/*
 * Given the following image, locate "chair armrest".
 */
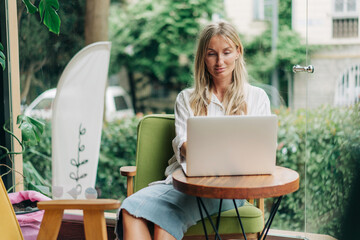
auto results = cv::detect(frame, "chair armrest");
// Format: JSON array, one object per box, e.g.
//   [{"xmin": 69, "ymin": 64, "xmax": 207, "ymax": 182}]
[
  {"xmin": 120, "ymin": 166, "xmax": 137, "ymax": 177},
  {"xmin": 120, "ymin": 166, "xmax": 137, "ymax": 197}
]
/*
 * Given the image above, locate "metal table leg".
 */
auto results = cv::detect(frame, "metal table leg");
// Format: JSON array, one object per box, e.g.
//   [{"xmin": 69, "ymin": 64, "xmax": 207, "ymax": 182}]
[
  {"xmin": 196, "ymin": 197, "xmax": 222, "ymax": 240},
  {"xmin": 258, "ymin": 196, "xmax": 283, "ymax": 240},
  {"xmin": 230, "ymin": 197, "xmax": 283, "ymax": 240},
  {"xmin": 197, "ymin": 196, "xmax": 283, "ymax": 240},
  {"xmin": 233, "ymin": 199, "xmax": 247, "ymax": 240}
]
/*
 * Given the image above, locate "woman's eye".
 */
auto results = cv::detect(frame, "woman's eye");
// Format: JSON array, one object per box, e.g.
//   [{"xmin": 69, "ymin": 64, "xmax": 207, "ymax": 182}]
[
  {"xmin": 207, "ymin": 52, "xmax": 215, "ymax": 56},
  {"xmin": 224, "ymin": 51, "xmax": 231, "ymax": 55}
]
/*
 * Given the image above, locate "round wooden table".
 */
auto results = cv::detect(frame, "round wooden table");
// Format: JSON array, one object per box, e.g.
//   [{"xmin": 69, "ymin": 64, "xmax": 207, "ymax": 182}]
[
  {"xmin": 172, "ymin": 166, "xmax": 300, "ymax": 240},
  {"xmin": 173, "ymin": 166, "xmax": 299, "ymax": 199}
]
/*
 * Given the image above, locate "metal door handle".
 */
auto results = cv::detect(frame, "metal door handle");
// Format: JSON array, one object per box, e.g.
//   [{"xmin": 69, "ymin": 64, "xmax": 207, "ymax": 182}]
[{"xmin": 293, "ymin": 65, "xmax": 314, "ymax": 73}]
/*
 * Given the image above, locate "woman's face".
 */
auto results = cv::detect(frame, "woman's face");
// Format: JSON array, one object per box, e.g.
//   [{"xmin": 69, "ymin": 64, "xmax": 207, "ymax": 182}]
[{"xmin": 204, "ymin": 35, "xmax": 240, "ymax": 83}]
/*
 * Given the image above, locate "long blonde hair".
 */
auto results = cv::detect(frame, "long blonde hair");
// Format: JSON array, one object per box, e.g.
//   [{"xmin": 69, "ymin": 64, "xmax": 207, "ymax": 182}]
[{"xmin": 190, "ymin": 21, "xmax": 248, "ymax": 116}]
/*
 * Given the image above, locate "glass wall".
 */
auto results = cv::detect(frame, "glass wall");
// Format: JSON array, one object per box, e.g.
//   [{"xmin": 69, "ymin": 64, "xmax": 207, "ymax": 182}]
[{"xmin": 294, "ymin": 0, "xmax": 360, "ymax": 238}]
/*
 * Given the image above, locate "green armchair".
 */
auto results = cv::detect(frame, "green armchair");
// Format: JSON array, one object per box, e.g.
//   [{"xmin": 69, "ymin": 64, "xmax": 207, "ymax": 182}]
[{"xmin": 120, "ymin": 114, "xmax": 264, "ymax": 239}]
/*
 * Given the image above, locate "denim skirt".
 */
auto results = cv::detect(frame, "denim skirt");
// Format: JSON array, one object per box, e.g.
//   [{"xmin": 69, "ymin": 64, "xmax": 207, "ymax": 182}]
[{"xmin": 115, "ymin": 183, "xmax": 244, "ymax": 240}]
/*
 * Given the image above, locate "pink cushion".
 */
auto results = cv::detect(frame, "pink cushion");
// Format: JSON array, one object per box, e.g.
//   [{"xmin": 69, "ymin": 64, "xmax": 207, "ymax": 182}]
[{"xmin": 8, "ymin": 191, "xmax": 51, "ymax": 240}]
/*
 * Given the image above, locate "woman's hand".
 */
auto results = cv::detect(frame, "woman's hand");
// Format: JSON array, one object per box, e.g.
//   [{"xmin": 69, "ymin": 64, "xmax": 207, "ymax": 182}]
[{"xmin": 180, "ymin": 142, "xmax": 187, "ymax": 158}]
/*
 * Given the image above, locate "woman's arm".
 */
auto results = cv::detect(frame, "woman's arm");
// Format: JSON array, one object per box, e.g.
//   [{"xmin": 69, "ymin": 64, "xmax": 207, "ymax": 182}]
[
  {"xmin": 180, "ymin": 142, "xmax": 187, "ymax": 159},
  {"xmin": 172, "ymin": 90, "xmax": 193, "ymax": 163}
]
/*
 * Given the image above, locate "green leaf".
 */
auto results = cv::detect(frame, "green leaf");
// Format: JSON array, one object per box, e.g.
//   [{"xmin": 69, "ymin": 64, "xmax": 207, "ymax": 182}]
[
  {"xmin": 0, "ymin": 57, "xmax": 5, "ymax": 71},
  {"xmin": 0, "ymin": 42, "xmax": 5, "ymax": 71},
  {"xmin": 22, "ymin": 0, "xmax": 38, "ymax": 14},
  {"xmin": 17, "ymin": 115, "xmax": 45, "ymax": 146},
  {"xmin": 39, "ymin": 0, "xmax": 61, "ymax": 34}
]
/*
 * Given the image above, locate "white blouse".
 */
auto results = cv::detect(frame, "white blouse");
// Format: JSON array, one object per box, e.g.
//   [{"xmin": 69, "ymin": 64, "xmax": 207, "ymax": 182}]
[{"xmin": 152, "ymin": 83, "xmax": 271, "ymax": 185}]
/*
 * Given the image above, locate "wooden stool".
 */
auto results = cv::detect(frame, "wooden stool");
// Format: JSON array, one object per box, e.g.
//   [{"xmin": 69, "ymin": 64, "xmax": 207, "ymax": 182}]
[{"xmin": 37, "ymin": 199, "xmax": 120, "ymax": 240}]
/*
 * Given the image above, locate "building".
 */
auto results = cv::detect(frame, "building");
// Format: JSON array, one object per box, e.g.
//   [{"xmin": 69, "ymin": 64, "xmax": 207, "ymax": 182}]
[
  {"xmin": 292, "ymin": 0, "xmax": 360, "ymax": 108},
  {"xmin": 225, "ymin": 0, "xmax": 360, "ymax": 109}
]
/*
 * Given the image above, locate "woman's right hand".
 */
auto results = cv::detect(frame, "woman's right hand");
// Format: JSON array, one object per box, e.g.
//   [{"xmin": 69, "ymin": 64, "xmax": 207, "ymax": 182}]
[{"xmin": 180, "ymin": 142, "xmax": 187, "ymax": 159}]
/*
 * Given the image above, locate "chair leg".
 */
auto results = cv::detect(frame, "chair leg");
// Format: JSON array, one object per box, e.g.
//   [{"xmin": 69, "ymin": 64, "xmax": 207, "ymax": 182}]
[
  {"xmin": 83, "ymin": 209, "xmax": 108, "ymax": 240},
  {"xmin": 37, "ymin": 209, "xmax": 64, "ymax": 240}
]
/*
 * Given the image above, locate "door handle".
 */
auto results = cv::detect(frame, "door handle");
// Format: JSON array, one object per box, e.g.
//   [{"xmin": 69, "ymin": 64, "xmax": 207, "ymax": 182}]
[{"xmin": 292, "ymin": 65, "xmax": 314, "ymax": 73}]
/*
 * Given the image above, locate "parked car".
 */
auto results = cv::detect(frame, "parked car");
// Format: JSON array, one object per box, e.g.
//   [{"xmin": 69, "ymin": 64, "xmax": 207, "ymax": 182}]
[{"xmin": 24, "ymin": 86, "xmax": 134, "ymax": 121}]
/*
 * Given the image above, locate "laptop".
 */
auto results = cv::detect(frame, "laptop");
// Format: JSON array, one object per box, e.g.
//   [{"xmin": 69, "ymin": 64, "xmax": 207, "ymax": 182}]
[{"xmin": 181, "ymin": 115, "xmax": 278, "ymax": 177}]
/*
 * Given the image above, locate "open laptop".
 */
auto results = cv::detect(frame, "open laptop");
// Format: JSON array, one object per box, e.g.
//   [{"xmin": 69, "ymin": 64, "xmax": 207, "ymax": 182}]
[{"xmin": 181, "ymin": 115, "xmax": 278, "ymax": 177}]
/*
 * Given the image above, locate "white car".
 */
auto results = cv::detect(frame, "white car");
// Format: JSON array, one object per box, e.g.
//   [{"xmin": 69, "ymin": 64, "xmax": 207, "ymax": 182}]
[{"xmin": 24, "ymin": 86, "xmax": 134, "ymax": 121}]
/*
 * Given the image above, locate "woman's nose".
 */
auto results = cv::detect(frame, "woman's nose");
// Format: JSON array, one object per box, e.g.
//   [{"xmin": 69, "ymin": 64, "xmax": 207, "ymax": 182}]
[{"xmin": 216, "ymin": 54, "xmax": 224, "ymax": 64}]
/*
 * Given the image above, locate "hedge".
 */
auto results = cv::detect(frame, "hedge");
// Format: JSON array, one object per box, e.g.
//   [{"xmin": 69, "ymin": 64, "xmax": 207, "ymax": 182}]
[{"xmin": 22, "ymin": 105, "xmax": 360, "ymax": 238}]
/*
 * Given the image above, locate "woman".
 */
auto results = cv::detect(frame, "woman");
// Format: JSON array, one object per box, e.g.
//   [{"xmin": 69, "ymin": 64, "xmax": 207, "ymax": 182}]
[{"xmin": 116, "ymin": 21, "xmax": 271, "ymax": 240}]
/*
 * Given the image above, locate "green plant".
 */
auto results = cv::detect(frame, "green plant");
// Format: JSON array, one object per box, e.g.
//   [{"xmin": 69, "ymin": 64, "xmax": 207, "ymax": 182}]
[
  {"xmin": 271, "ymin": 105, "xmax": 360, "ymax": 238},
  {"xmin": 22, "ymin": 116, "xmax": 141, "ymax": 200},
  {"xmin": 0, "ymin": 115, "xmax": 45, "ymax": 192},
  {"xmin": 22, "ymin": 0, "xmax": 61, "ymax": 34},
  {"xmin": 0, "ymin": 43, "xmax": 5, "ymax": 70},
  {"xmin": 22, "ymin": 106, "xmax": 360, "ymax": 238},
  {"xmin": 96, "ymin": 117, "xmax": 140, "ymax": 200}
]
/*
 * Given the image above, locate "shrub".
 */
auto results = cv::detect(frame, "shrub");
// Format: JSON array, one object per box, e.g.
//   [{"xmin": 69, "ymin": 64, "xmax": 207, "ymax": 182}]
[
  {"xmin": 22, "ymin": 106, "xmax": 360, "ymax": 238},
  {"xmin": 272, "ymin": 105, "xmax": 360, "ymax": 238},
  {"xmin": 96, "ymin": 117, "xmax": 139, "ymax": 200}
]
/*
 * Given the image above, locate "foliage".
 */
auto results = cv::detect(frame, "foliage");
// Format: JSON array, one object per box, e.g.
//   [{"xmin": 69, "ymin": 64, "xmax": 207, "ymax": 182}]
[
  {"xmin": 22, "ymin": 105, "xmax": 360, "ymax": 238},
  {"xmin": 22, "ymin": 116, "xmax": 140, "ymax": 200},
  {"xmin": 18, "ymin": 0, "xmax": 85, "ymax": 104},
  {"xmin": 22, "ymin": 0, "xmax": 61, "ymax": 34},
  {"xmin": 271, "ymin": 105, "xmax": 360, "ymax": 238},
  {"xmin": 96, "ymin": 117, "xmax": 140, "ymax": 200},
  {"xmin": 22, "ymin": 121, "xmax": 52, "ymax": 190},
  {"xmin": 109, "ymin": 0, "xmax": 224, "ymax": 86},
  {"xmin": 0, "ymin": 115, "xmax": 45, "ymax": 192},
  {"xmin": 0, "ymin": 43, "xmax": 5, "ymax": 70},
  {"xmin": 244, "ymin": 25, "xmax": 307, "ymax": 91},
  {"xmin": 278, "ymin": 0, "xmax": 292, "ymax": 28}
]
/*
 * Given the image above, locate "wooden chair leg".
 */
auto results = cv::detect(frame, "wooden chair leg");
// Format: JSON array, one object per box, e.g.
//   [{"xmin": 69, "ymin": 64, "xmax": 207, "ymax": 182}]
[
  {"xmin": 37, "ymin": 209, "xmax": 64, "ymax": 240},
  {"xmin": 83, "ymin": 209, "xmax": 108, "ymax": 240}
]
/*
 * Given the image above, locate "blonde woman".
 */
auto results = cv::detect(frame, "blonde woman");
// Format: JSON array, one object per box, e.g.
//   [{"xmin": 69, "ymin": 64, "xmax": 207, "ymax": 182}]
[{"xmin": 116, "ymin": 21, "xmax": 271, "ymax": 240}]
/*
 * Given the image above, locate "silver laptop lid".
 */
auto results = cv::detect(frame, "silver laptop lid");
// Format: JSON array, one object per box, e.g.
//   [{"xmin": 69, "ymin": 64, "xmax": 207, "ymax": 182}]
[{"xmin": 186, "ymin": 115, "xmax": 278, "ymax": 177}]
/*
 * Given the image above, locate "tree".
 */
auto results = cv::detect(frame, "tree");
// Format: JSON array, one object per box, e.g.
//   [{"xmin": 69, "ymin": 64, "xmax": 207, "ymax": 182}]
[
  {"xmin": 18, "ymin": 0, "xmax": 85, "ymax": 104},
  {"xmin": 244, "ymin": 24, "xmax": 307, "ymax": 107},
  {"xmin": 109, "ymin": 0, "xmax": 224, "ymax": 112},
  {"xmin": 85, "ymin": 0, "xmax": 110, "ymax": 45},
  {"xmin": 243, "ymin": 0, "xmax": 308, "ymax": 107}
]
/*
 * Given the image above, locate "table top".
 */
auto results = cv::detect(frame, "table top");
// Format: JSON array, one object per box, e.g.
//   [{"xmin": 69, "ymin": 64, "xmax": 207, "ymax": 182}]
[{"xmin": 172, "ymin": 166, "xmax": 299, "ymax": 199}]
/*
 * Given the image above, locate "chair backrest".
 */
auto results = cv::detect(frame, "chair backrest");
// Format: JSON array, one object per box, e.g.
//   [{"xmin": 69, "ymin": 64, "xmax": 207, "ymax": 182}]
[
  {"xmin": 134, "ymin": 114, "xmax": 175, "ymax": 193},
  {"xmin": 0, "ymin": 178, "xmax": 24, "ymax": 239}
]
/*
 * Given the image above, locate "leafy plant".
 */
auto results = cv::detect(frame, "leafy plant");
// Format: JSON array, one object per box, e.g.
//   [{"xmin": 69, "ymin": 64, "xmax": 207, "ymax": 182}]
[
  {"xmin": 0, "ymin": 115, "xmax": 45, "ymax": 192},
  {"xmin": 271, "ymin": 105, "xmax": 360, "ymax": 238},
  {"xmin": 0, "ymin": 43, "xmax": 5, "ymax": 71},
  {"xmin": 22, "ymin": 105, "xmax": 360, "ymax": 238},
  {"xmin": 22, "ymin": 0, "xmax": 61, "ymax": 34}
]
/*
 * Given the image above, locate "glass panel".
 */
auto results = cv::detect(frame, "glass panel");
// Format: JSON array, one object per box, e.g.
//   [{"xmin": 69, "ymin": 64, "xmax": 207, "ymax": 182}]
[
  {"xmin": 335, "ymin": 0, "xmax": 345, "ymax": 12},
  {"xmin": 227, "ymin": 0, "xmax": 307, "ymax": 236},
  {"xmin": 347, "ymin": 0, "xmax": 356, "ymax": 11},
  {"xmin": 302, "ymin": 0, "xmax": 360, "ymax": 239}
]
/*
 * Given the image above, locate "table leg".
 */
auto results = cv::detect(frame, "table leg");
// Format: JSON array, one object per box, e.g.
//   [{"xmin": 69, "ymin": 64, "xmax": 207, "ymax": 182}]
[
  {"xmin": 197, "ymin": 197, "xmax": 209, "ymax": 240},
  {"xmin": 215, "ymin": 199, "xmax": 223, "ymax": 240},
  {"xmin": 197, "ymin": 197, "xmax": 222, "ymax": 240},
  {"xmin": 232, "ymin": 199, "xmax": 247, "ymax": 240},
  {"xmin": 258, "ymin": 196, "xmax": 283, "ymax": 240}
]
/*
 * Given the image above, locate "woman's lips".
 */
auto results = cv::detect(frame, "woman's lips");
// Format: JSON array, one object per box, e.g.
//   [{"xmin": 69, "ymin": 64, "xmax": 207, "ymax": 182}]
[{"xmin": 215, "ymin": 67, "xmax": 225, "ymax": 73}]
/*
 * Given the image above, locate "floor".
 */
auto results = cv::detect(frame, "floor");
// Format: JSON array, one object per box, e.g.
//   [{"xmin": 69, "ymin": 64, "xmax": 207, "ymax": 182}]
[{"xmin": 60, "ymin": 211, "xmax": 338, "ymax": 240}]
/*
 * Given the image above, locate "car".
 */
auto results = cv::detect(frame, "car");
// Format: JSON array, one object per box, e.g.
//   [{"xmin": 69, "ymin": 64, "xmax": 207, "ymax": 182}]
[{"xmin": 24, "ymin": 86, "xmax": 134, "ymax": 121}]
